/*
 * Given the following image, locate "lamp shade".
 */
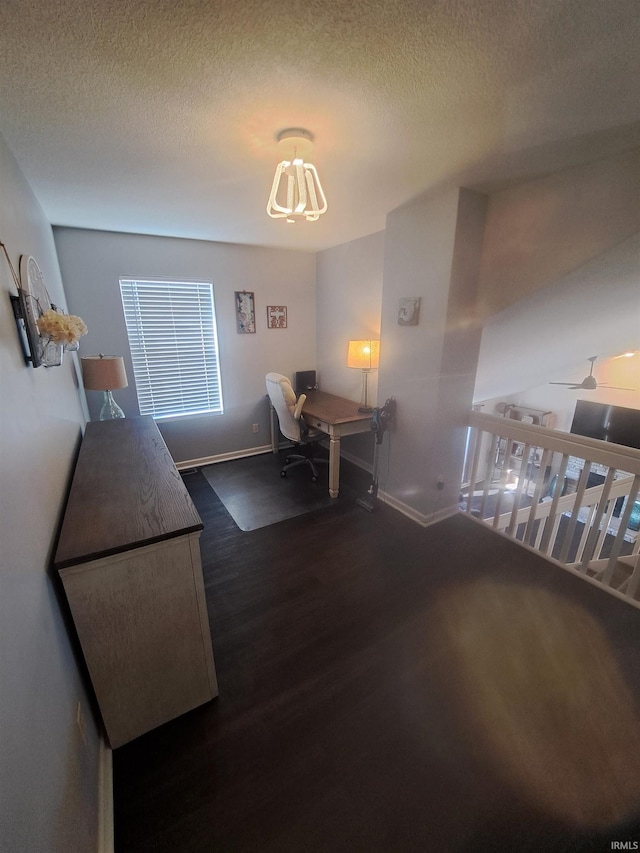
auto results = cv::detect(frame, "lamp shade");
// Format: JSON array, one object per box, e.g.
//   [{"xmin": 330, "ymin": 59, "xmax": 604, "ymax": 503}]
[
  {"xmin": 347, "ymin": 340, "xmax": 380, "ymax": 371},
  {"xmin": 81, "ymin": 355, "xmax": 128, "ymax": 391}
]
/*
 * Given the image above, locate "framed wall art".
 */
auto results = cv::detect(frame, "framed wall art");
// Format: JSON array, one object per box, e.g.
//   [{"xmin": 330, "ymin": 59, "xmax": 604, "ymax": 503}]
[
  {"xmin": 235, "ymin": 290, "xmax": 256, "ymax": 334},
  {"xmin": 266, "ymin": 305, "xmax": 287, "ymax": 329},
  {"xmin": 397, "ymin": 297, "xmax": 420, "ymax": 326}
]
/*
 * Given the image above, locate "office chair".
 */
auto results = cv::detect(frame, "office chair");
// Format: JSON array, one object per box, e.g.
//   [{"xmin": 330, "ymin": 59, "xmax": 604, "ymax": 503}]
[{"xmin": 265, "ymin": 372, "xmax": 328, "ymax": 482}]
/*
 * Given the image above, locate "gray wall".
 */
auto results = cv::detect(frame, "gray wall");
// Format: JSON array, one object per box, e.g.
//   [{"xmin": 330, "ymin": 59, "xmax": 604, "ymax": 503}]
[
  {"xmin": 0, "ymin": 134, "xmax": 100, "ymax": 851},
  {"xmin": 54, "ymin": 228, "xmax": 317, "ymax": 464}
]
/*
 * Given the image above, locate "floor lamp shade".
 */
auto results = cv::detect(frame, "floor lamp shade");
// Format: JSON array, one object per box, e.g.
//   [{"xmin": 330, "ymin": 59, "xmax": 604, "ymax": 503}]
[
  {"xmin": 347, "ymin": 340, "xmax": 380, "ymax": 412},
  {"xmin": 81, "ymin": 355, "xmax": 128, "ymax": 420}
]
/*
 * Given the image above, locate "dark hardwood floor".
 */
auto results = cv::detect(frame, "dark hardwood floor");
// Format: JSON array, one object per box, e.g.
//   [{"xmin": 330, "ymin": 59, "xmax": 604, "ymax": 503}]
[{"xmin": 114, "ymin": 461, "xmax": 640, "ymax": 852}]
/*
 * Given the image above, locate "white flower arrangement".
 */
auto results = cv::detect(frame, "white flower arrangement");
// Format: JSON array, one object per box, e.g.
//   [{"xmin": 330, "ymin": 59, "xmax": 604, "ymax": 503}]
[{"xmin": 36, "ymin": 308, "xmax": 88, "ymax": 345}]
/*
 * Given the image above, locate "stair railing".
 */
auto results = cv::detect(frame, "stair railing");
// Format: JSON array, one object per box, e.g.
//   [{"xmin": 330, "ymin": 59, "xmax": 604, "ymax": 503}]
[{"xmin": 462, "ymin": 411, "xmax": 640, "ymax": 608}]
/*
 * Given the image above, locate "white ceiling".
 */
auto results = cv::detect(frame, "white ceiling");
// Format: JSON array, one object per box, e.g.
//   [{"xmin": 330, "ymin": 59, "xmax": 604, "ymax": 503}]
[{"xmin": 1, "ymin": 0, "xmax": 639, "ymax": 252}]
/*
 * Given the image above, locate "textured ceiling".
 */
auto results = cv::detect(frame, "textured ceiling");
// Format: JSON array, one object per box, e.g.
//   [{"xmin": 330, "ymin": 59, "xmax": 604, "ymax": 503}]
[{"xmin": 1, "ymin": 0, "xmax": 639, "ymax": 251}]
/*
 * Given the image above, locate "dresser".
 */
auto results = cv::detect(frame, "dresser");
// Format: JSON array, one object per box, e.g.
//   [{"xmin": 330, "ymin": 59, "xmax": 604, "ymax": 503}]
[{"xmin": 54, "ymin": 417, "xmax": 217, "ymax": 749}]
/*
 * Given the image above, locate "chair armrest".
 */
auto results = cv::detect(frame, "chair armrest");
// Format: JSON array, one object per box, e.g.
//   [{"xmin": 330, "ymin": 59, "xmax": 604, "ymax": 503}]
[{"xmin": 294, "ymin": 394, "xmax": 307, "ymax": 421}]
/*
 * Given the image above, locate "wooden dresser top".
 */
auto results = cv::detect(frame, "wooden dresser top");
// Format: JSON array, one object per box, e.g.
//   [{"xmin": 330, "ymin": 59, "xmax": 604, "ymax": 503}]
[{"xmin": 54, "ymin": 417, "xmax": 202, "ymax": 569}]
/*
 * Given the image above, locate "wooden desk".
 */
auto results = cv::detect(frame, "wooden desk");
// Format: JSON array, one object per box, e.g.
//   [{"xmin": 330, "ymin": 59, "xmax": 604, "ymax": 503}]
[
  {"xmin": 270, "ymin": 390, "xmax": 372, "ymax": 498},
  {"xmin": 54, "ymin": 417, "xmax": 218, "ymax": 748}
]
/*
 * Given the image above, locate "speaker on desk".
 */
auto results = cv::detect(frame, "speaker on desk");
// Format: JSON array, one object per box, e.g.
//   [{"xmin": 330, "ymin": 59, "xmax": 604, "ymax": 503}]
[{"xmin": 295, "ymin": 370, "xmax": 318, "ymax": 396}]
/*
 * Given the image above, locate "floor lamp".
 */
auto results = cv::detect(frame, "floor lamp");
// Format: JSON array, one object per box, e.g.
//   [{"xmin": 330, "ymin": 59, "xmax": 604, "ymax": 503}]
[
  {"xmin": 347, "ymin": 340, "xmax": 380, "ymax": 413},
  {"xmin": 81, "ymin": 354, "xmax": 128, "ymax": 420}
]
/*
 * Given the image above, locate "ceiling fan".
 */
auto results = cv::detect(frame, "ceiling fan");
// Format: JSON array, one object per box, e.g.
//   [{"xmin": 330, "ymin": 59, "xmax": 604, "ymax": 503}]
[{"xmin": 549, "ymin": 356, "xmax": 636, "ymax": 391}]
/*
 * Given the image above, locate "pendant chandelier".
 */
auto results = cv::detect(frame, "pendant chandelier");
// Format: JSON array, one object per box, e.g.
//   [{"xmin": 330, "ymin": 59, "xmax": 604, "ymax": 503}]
[{"xmin": 266, "ymin": 128, "xmax": 327, "ymax": 223}]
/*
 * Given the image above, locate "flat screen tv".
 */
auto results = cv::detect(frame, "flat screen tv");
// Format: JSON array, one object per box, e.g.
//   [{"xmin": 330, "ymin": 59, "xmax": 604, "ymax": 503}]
[{"xmin": 570, "ymin": 400, "xmax": 640, "ymax": 450}]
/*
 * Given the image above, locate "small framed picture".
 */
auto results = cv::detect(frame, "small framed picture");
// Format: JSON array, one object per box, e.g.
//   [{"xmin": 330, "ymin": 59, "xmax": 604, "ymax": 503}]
[
  {"xmin": 235, "ymin": 291, "xmax": 256, "ymax": 334},
  {"xmin": 267, "ymin": 305, "xmax": 287, "ymax": 329},
  {"xmin": 398, "ymin": 297, "xmax": 420, "ymax": 326}
]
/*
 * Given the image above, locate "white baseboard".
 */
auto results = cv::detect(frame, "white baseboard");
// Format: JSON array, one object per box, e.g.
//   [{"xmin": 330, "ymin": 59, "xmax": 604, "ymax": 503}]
[
  {"xmin": 176, "ymin": 445, "xmax": 457, "ymax": 531},
  {"xmin": 177, "ymin": 443, "xmax": 375, "ymax": 475},
  {"xmin": 377, "ymin": 488, "xmax": 458, "ymax": 528},
  {"xmin": 176, "ymin": 445, "xmax": 273, "ymax": 471},
  {"xmin": 98, "ymin": 732, "xmax": 113, "ymax": 853},
  {"xmin": 339, "ymin": 451, "xmax": 458, "ymax": 528}
]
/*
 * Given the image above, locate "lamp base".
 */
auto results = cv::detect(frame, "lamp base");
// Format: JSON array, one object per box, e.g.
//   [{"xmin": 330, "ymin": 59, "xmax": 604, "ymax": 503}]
[
  {"xmin": 99, "ymin": 389, "xmax": 125, "ymax": 420},
  {"xmin": 358, "ymin": 405, "xmax": 373, "ymax": 413}
]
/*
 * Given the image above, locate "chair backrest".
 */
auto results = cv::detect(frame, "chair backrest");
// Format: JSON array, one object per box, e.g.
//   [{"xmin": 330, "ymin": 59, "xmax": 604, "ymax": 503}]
[{"xmin": 265, "ymin": 372, "xmax": 306, "ymax": 444}]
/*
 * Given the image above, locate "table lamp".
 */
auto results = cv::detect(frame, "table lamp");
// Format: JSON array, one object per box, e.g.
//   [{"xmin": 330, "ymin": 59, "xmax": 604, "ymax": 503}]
[
  {"xmin": 347, "ymin": 340, "xmax": 380, "ymax": 413},
  {"xmin": 81, "ymin": 354, "xmax": 128, "ymax": 420}
]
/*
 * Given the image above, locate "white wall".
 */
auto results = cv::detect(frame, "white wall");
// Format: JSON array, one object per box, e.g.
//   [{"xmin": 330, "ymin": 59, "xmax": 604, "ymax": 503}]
[
  {"xmin": 0, "ymin": 134, "xmax": 100, "ymax": 851},
  {"xmin": 377, "ymin": 187, "xmax": 487, "ymax": 521},
  {"xmin": 54, "ymin": 228, "xmax": 317, "ymax": 464}
]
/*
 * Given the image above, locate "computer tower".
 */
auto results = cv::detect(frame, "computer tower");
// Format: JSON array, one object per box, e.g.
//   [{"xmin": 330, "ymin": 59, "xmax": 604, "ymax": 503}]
[{"xmin": 295, "ymin": 370, "xmax": 318, "ymax": 395}]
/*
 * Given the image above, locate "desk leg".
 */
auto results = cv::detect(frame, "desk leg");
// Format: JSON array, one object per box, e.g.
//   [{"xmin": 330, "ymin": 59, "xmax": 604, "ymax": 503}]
[{"xmin": 328, "ymin": 435, "xmax": 340, "ymax": 498}]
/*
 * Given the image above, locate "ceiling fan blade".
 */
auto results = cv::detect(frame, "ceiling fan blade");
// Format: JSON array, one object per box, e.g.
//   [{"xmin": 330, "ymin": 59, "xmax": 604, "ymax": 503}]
[
  {"xmin": 549, "ymin": 382, "xmax": 586, "ymax": 389},
  {"xmin": 598, "ymin": 385, "xmax": 637, "ymax": 391}
]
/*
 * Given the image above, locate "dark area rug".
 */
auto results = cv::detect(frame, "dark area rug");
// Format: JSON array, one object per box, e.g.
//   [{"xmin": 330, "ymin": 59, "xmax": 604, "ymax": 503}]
[{"xmin": 200, "ymin": 452, "xmax": 339, "ymax": 530}]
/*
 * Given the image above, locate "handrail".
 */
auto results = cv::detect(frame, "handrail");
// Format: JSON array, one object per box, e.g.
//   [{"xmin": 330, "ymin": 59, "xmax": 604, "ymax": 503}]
[{"xmin": 469, "ymin": 411, "xmax": 640, "ymax": 475}]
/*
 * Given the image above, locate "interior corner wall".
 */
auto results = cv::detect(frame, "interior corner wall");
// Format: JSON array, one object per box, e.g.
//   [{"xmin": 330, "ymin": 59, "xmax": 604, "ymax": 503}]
[
  {"xmin": 315, "ymin": 230, "xmax": 385, "ymax": 465},
  {"xmin": 377, "ymin": 186, "xmax": 487, "ymax": 521},
  {"xmin": 0, "ymin": 134, "xmax": 100, "ymax": 851},
  {"xmin": 54, "ymin": 228, "xmax": 316, "ymax": 464}
]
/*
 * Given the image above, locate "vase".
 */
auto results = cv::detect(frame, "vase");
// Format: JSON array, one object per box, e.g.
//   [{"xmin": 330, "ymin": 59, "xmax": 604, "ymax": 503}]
[
  {"xmin": 40, "ymin": 337, "xmax": 63, "ymax": 368},
  {"xmin": 100, "ymin": 390, "xmax": 125, "ymax": 420}
]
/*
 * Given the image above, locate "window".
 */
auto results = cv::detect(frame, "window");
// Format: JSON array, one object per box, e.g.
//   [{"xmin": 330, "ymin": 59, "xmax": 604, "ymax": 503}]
[{"xmin": 119, "ymin": 278, "xmax": 223, "ymax": 419}]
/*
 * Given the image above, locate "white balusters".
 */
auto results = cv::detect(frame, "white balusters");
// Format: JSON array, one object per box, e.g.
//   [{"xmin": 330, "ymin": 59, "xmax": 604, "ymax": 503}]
[{"xmin": 463, "ymin": 412, "xmax": 640, "ymax": 608}]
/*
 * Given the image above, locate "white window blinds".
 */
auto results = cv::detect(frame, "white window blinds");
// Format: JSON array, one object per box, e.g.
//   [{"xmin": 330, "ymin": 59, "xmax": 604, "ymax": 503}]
[{"xmin": 119, "ymin": 279, "xmax": 223, "ymax": 419}]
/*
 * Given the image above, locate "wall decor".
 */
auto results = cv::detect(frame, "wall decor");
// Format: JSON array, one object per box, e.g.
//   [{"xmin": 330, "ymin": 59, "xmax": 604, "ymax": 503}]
[
  {"xmin": 3, "ymin": 241, "xmax": 87, "ymax": 367},
  {"xmin": 235, "ymin": 290, "xmax": 256, "ymax": 334},
  {"xmin": 397, "ymin": 297, "xmax": 420, "ymax": 326},
  {"xmin": 266, "ymin": 305, "xmax": 287, "ymax": 329}
]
